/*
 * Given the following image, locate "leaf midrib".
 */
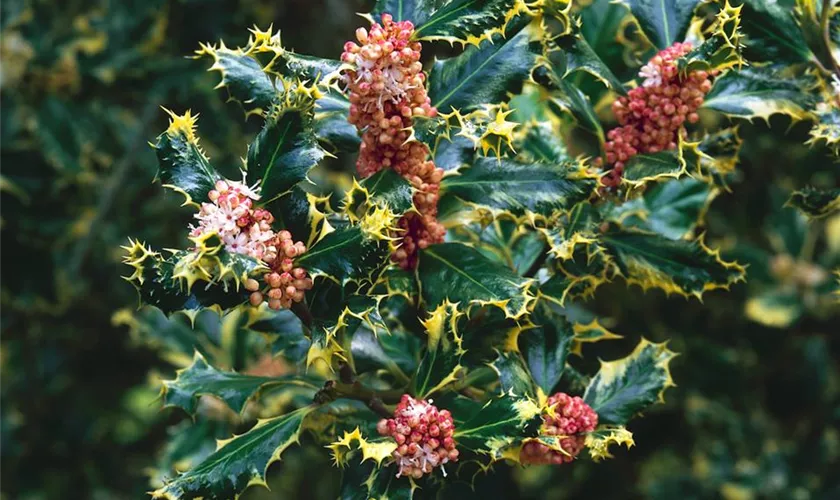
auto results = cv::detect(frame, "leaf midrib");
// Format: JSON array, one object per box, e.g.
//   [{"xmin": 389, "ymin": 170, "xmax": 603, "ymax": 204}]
[{"xmin": 423, "ymin": 247, "xmax": 499, "ymax": 298}]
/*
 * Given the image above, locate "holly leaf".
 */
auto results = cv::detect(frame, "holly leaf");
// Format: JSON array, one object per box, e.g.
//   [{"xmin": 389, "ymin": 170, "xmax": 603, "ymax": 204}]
[
  {"xmin": 151, "ymin": 406, "xmax": 313, "ymax": 499},
  {"xmin": 314, "ymin": 90, "xmax": 360, "ymax": 153},
  {"xmin": 739, "ymin": 0, "xmax": 812, "ymax": 64},
  {"xmin": 745, "ymin": 287, "xmax": 804, "ymax": 328},
  {"xmin": 620, "ymin": 140, "xmax": 705, "ymax": 191},
  {"xmin": 583, "ymin": 338, "xmax": 677, "ymax": 425},
  {"xmin": 545, "ymin": 75, "xmax": 605, "ymax": 142},
  {"xmin": 195, "ymin": 44, "xmax": 276, "ymax": 116},
  {"xmin": 617, "ymin": 0, "xmax": 700, "ymax": 49},
  {"xmin": 371, "ymin": 0, "xmax": 442, "ymax": 24},
  {"xmin": 441, "ymin": 157, "xmax": 598, "ymax": 221},
  {"xmin": 605, "ymin": 178, "xmax": 715, "ymax": 240},
  {"xmin": 413, "ymin": 0, "xmax": 532, "ymax": 47},
  {"xmin": 263, "ymin": 185, "xmax": 330, "ymax": 248},
  {"xmin": 702, "ymin": 67, "xmax": 815, "ymax": 122},
  {"xmin": 584, "ymin": 425, "xmax": 635, "ymax": 461},
  {"xmin": 161, "ymin": 352, "xmax": 320, "ymax": 415},
  {"xmin": 295, "ymin": 226, "xmax": 390, "ymax": 285},
  {"xmin": 412, "ymin": 301, "xmax": 466, "ymax": 398},
  {"xmin": 246, "ymin": 85, "xmax": 325, "ymax": 202},
  {"xmin": 344, "ymin": 169, "xmax": 415, "ymax": 221},
  {"xmin": 154, "ymin": 110, "xmax": 221, "ymax": 205},
  {"xmin": 808, "ymin": 105, "xmax": 840, "ymax": 155},
  {"xmin": 553, "ymin": 33, "xmax": 626, "ymax": 92},
  {"xmin": 517, "ymin": 306, "xmax": 574, "ymax": 396},
  {"xmin": 600, "ymin": 228, "xmax": 746, "ymax": 299},
  {"xmin": 427, "ymin": 19, "xmax": 541, "ymax": 112},
  {"xmin": 454, "ymin": 395, "xmax": 542, "ymax": 458},
  {"xmin": 418, "ymin": 242, "xmax": 536, "ymax": 319},
  {"xmin": 490, "ymin": 350, "xmax": 537, "ymax": 397},
  {"xmin": 515, "ymin": 120, "xmax": 571, "ymax": 163},
  {"xmin": 787, "ymin": 187, "xmax": 840, "ymax": 219}
]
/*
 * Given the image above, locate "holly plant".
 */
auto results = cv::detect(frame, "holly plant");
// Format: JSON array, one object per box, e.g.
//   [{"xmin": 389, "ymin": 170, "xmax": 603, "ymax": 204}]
[{"xmin": 120, "ymin": 0, "xmax": 838, "ymax": 498}]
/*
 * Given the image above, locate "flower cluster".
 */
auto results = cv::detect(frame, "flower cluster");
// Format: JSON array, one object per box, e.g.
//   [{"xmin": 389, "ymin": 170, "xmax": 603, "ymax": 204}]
[
  {"xmin": 600, "ymin": 42, "xmax": 714, "ymax": 188},
  {"xmin": 343, "ymin": 14, "xmax": 445, "ymax": 269},
  {"xmin": 520, "ymin": 392, "xmax": 598, "ymax": 465},
  {"xmin": 376, "ymin": 395, "xmax": 459, "ymax": 479},
  {"xmin": 190, "ymin": 178, "xmax": 312, "ymax": 310}
]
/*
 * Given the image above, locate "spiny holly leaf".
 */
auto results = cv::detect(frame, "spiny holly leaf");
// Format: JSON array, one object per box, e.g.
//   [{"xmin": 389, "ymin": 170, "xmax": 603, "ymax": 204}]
[
  {"xmin": 154, "ymin": 109, "xmax": 221, "ymax": 205},
  {"xmin": 413, "ymin": 0, "xmax": 533, "ymax": 47},
  {"xmin": 314, "ymin": 90, "xmax": 360, "ymax": 153},
  {"xmin": 161, "ymin": 352, "xmax": 320, "ymax": 415},
  {"xmin": 427, "ymin": 19, "xmax": 542, "ymax": 112},
  {"xmin": 605, "ymin": 178, "xmax": 715, "ymax": 240},
  {"xmin": 600, "ymin": 228, "xmax": 746, "ymax": 299},
  {"xmin": 454, "ymin": 394, "xmax": 542, "ymax": 458},
  {"xmin": 617, "ymin": 0, "xmax": 700, "ymax": 49},
  {"xmin": 246, "ymin": 83, "xmax": 325, "ymax": 202},
  {"xmin": 539, "ymin": 203, "xmax": 601, "ymax": 261},
  {"xmin": 441, "ymin": 157, "xmax": 598, "ymax": 222},
  {"xmin": 703, "ymin": 67, "xmax": 816, "ymax": 122},
  {"xmin": 295, "ymin": 226, "xmax": 390, "ymax": 285},
  {"xmin": 516, "ymin": 306, "xmax": 574, "ymax": 396},
  {"xmin": 676, "ymin": 0, "xmax": 744, "ymax": 74},
  {"xmin": 583, "ymin": 338, "xmax": 677, "ymax": 425},
  {"xmin": 372, "ymin": 0, "xmax": 443, "ymax": 24},
  {"xmin": 807, "ymin": 106, "xmax": 840, "ymax": 155},
  {"xmin": 352, "ymin": 326, "xmax": 419, "ymax": 382},
  {"xmin": 412, "ymin": 301, "xmax": 466, "ymax": 398},
  {"xmin": 552, "ymin": 33, "xmax": 626, "ymax": 93},
  {"xmin": 340, "ymin": 456, "xmax": 416, "ymax": 500},
  {"xmin": 539, "ymin": 243, "xmax": 612, "ymax": 306},
  {"xmin": 621, "ymin": 139, "xmax": 705, "ymax": 192},
  {"xmin": 544, "ymin": 74, "xmax": 605, "ymax": 142},
  {"xmin": 151, "ymin": 406, "xmax": 313, "ymax": 500},
  {"xmin": 584, "ymin": 425, "xmax": 635, "ymax": 461},
  {"xmin": 328, "ymin": 428, "xmax": 398, "ymax": 467},
  {"xmin": 697, "ymin": 126, "xmax": 742, "ymax": 180},
  {"xmin": 344, "ymin": 169, "xmax": 415, "ymax": 222},
  {"xmin": 263, "ymin": 186, "xmax": 331, "ymax": 248},
  {"xmin": 787, "ymin": 187, "xmax": 840, "ymax": 219},
  {"xmin": 570, "ymin": 319, "xmax": 623, "ymax": 356},
  {"xmin": 449, "ymin": 220, "xmax": 545, "ymax": 274},
  {"xmin": 739, "ymin": 0, "xmax": 812, "ymax": 64},
  {"xmin": 418, "ymin": 242, "xmax": 536, "ymax": 318},
  {"xmin": 122, "ymin": 238, "xmax": 264, "ymax": 315},
  {"xmin": 195, "ymin": 43, "xmax": 276, "ymax": 116},
  {"xmin": 490, "ymin": 350, "xmax": 537, "ymax": 397}
]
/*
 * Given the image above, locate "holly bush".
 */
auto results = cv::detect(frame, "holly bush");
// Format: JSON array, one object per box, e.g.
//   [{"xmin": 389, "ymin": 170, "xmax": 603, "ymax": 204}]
[{"xmin": 4, "ymin": 0, "xmax": 840, "ymax": 498}]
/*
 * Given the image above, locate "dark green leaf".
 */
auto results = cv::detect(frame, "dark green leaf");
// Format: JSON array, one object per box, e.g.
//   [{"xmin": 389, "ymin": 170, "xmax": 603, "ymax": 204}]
[
  {"xmin": 162, "ymin": 353, "xmax": 319, "ymax": 414},
  {"xmin": 740, "ymin": 0, "xmax": 812, "ymax": 64},
  {"xmin": 246, "ymin": 96, "xmax": 324, "ymax": 201},
  {"xmin": 314, "ymin": 90, "xmax": 360, "ymax": 153},
  {"xmin": 263, "ymin": 185, "xmax": 325, "ymax": 248},
  {"xmin": 428, "ymin": 20, "xmax": 541, "ymax": 112},
  {"xmin": 418, "ymin": 243, "xmax": 535, "ymax": 318},
  {"xmin": 515, "ymin": 121, "xmax": 571, "ymax": 163},
  {"xmin": 703, "ymin": 67, "xmax": 816, "ymax": 122},
  {"xmin": 618, "ymin": 0, "xmax": 700, "ymax": 49},
  {"xmin": 600, "ymin": 228, "xmax": 746, "ymax": 299},
  {"xmin": 154, "ymin": 111, "xmax": 221, "ymax": 204},
  {"xmin": 414, "ymin": 0, "xmax": 530, "ymax": 46},
  {"xmin": 787, "ymin": 187, "xmax": 840, "ymax": 219},
  {"xmin": 555, "ymin": 34, "xmax": 626, "ymax": 92},
  {"xmin": 519, "ymin": 307, "xmax": 574, "ymax": 395},
  {"xmin": 372, "ymin": 0, "xmax": 442, "ymax": 24},
  {"xmin": 295, "ymin": 226, "xmax": 389, "ymax": 284},
  {"xmin": 349, "ymin": 169, "xmax": 415, "ymax": 217},
  {"xmin": 491, "ymin": 350, "xmax": 537, "ymax": 397},
  {"xmin": 546, "ymin": 76, "xmax": 605, "ymax": 141},
  {"xmin": 584, "ymin": 338, "xmax": 676, "ymax": 425},
  {"xmin": 454, "ymin": 395, "xmax": 541, "ymax": 456},
  {"xmin": 197, "ymin": 45, "xmax": 276, "ymax": 115},
  {"xmin": 151, "ymin": 406, "xmax": 312, "ymax": 499},
  {"xmin": 441, "ymin": 157, "xmax": 597, "ymax": 220}
]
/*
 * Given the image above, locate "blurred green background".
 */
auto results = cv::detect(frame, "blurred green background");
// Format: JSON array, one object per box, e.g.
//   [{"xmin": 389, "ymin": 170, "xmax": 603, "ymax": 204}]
[{"xmin": 1, "ymin": 0, "xmax": 838, "ymax": 499}]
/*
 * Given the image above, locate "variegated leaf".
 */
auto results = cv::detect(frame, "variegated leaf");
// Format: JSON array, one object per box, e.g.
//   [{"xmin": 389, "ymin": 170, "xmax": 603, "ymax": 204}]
[
  {"xmin": 787, "ymin": 187, "xmax": 840, "ymax": 219},
  {"xmin": 413, "ymin": 0, "xmax": 532, "ymax": 47},
  {"xmin": 491, "ymin": 350, "xmax": 537, "ymax": 397},
  {"xmin": 162, "ymin": 352, "xmax": 319, "ymax": 415},
  {"xmin": 617, "ymin": 0, "xmax": 700, "ymax": 49},
  {"xmin": 418, "ymin": 242, "xmax": 536, "ymax": 318},
  {"xmin": 412, "ymin": 301, "xmax": 466, "ymax": 398},
  {"xmin": 454, "ymin": 395, "xmax": 542, "ymax": 457},
  {"xmin": 740, "ymin": 0, "xmax": 812, "ymax": 64},
  {"xmin": 295, "ymin": 226, "xmax": 390, "ymax": 285},
  {"xmin": 583, "ymin": 338, "xmax": 677, "ymax": 425},
  {"xmin": 427, "ymin": 19, "xmax": 541, "ymax": 112},
  {"xmin": 600, "ymin": 228, "xmax": 746, "ymax": 299},
  {"xmin": 702, "ymin": 67, "xmax": 816, "ymax": 122},
  {"xmin": 151, "ymin": 406, "xmax": 313, "ymax": 499},
  {"xmin": 154, "ymin": 110, "xmax": 221, "ymax": 205},
  {"xmin": 441, "ymin": 157, "xmax": 598, "ymax": 221}
]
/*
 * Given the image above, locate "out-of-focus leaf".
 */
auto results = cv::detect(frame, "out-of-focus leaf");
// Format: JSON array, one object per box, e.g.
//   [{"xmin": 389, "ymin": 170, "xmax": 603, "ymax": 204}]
[
  {"xmin": 787, "ymin": 187, "xmax": 840, "ymax": 219},
  {"xmin": 745, "ymin": 287, "xmax": 804, "ymax": 328},
  {"xmin": 151, "ymin": 406, "xmax": 313, "ymax": 499}
]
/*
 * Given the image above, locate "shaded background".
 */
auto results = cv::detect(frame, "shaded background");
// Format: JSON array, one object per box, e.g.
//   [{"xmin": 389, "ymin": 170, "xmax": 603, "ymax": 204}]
[{"xmin": 1, "ymin": 0, "xmax": 838, "ymax": 498}]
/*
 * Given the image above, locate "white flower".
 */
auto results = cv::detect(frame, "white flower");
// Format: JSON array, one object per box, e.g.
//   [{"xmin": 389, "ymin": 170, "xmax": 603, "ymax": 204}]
[{"xmin": 639, "ymin": 63, "xmax": 662, "ymax": 87}]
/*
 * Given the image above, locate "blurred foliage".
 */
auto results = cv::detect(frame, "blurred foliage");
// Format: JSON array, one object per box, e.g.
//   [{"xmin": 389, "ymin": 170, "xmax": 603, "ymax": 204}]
[{"xmin": 1, "ymin": 0, "xmax": 839, "ymax": 499}]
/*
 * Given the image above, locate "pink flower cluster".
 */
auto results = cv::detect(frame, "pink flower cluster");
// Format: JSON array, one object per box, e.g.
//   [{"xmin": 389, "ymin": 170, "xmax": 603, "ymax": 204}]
[
  {"xmin": 600, "ymin": 42, "xmax": 714, "ymax": 188},
  {"xmin": 520, "ymin": 392, "xmax": 598, "ymax": 465},
  {"xmin": 343, "ymin": 14, "xmax": 445, "ymax": 269},
  {"xmin": 376, "ymin": 395, "xmax": 459, "ymax": 479},
  {"xmin": 190, "ymin": 178, "xmax": 312, "ymax": 310}
]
